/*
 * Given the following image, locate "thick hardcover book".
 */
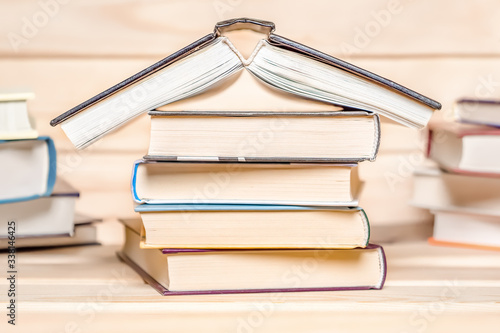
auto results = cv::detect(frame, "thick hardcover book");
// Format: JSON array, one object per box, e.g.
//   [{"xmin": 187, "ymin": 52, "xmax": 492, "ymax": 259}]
[
  {"xmin": 427, "ymin": 122, "xmax": 500, "ymax": 175},
  {"xmin": 0, "ymin": 136, "xmax": 57, "ymax": 204},
  {"xmin": 50, "ymin": 18, "xmax": 440, "ymax": 149},
  {"xmin": 131, "ymin": 160, "xmax": 361, "ymax": 206},
  {"xmin": 430, "ymin": 210, "xmax": 500, "ymax": 250},
  {"xmin": 412, "ymin": 166, "xmax": 500, "ymax": 217},
  {"xmin": 135, "ymin": 204, "xmax": 370, "ymax": 249},
  {"xmin": 0, "ymin": 215, "xmax": 100, "ymax": 250},
  {"xmin": 0, "ymin": 179, "xmax": 78, "ymax": 238},
  {"xmin": 146, "ymin": 111, "xmax": 380, "ymax": 162},
  {"xmin": 118, "ymin": 220, "xmax": 386, "ymax": 295},
  {"xmin": 455, "ymin": 99, "xmax": 500, "ymax": 127}
]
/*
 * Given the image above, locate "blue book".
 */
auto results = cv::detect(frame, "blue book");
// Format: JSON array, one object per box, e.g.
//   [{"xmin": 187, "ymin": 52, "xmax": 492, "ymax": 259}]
[
  {"xmin": 0, "ymin": 136, "xmax": 57, "ymax": 204},
  {"xmin": 131, "ymin": 159, "xmax": 361, "ymax": 206}
]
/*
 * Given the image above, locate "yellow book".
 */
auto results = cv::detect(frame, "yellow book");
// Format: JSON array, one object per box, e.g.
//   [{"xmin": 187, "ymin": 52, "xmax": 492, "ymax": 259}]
[{"xmin": 0, "ymin": 90, "xmax": 37, "ymax": 140}]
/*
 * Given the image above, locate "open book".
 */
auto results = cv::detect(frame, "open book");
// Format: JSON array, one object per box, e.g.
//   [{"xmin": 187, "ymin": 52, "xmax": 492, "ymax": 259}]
[{"xmin": 51, "ymin": 18, "xmax": 441, "ymax": 149}]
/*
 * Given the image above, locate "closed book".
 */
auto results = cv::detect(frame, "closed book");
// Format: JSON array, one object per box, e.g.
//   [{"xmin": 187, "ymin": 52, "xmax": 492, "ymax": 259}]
[
  {"xmin": 146, "ymin": 111, "xmax": 380, "ymax": 162},
  {"xmin": 135, "ymin": 204, "xmax": 370, "ymax": 249},
  {"xmin": 0, "ymin": 90, "xmax": 37, "ymax": 140},
  {"xmin": 0, "ymin": 179, "xmax": 78, "ymax": 238},
  {"xmin": 411, "ymin": 166, "xmax": 500, "ymax": 216},
  {"xmin": 455, "ymin": 99, "xmax": 500, "ymax": 127},
  {"xmin": 0, "ymin": 136, "xmax": 56, "ymax": 204},
  {"xmin": 430, "ymin": 210, "xmax": 500, "ymax": 250},
  {"xmin": 131, "ymin": 160, "xmax": 361, "ymax": 206},
  {"xmin": 0, "ymin": 215, "xmax": 100, "ymax": 250},
  {"xmin": 118, "ymin": 219, "xmax": 386, "ymax": 295},
  {"xmin": 50, "ymin": 18, "xmax": 440, "ymax": 149},
  {"xmin": 428, "ymin": 122, "xmax": 500, "ymax": 175}
]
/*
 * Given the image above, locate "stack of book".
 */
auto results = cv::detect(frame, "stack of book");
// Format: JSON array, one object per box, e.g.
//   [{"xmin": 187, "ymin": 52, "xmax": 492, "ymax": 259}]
[
  {"xmin": 412, "ymin": 99, "xmax": 500, "ymax": 250},
  {"xmin": 0, "ymin": 90, "xmax": 99, "ymax": 250},
  {"xmin": 50, "ymin": 18, "xmax": 440, "ymax": 294}
]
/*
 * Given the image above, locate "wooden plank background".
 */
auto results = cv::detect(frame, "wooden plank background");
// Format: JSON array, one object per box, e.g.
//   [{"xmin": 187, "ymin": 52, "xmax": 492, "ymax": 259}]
[{"xmin": 2, "ymin": 0, "xmax": 500, "ymax": 244}]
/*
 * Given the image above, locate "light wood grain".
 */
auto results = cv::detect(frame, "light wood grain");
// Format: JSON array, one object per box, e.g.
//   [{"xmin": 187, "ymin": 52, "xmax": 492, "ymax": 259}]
[
  {"xmin": 1, "ymin": 242, "xmax": 499, "ymax": 333},
  {"xmin": 2, "ymin": 0, "xmax": 500, "ymax": 57},
  {"xmin": 58, "ymin": 153, "xmax": 137, "ymax": 191},
  {"xmin": 75, "ymin": 191, "xmax": 136, "ymax": 220}
]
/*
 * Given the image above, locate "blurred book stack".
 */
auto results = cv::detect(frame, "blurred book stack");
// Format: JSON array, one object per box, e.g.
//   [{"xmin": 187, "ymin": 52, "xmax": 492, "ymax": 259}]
[
  {"xmin": 412, "ymin": 99, "xmax": 500, "ymax": 250},
  {"xmin": 50, "ymin": 18, "xmax": 441, "ymax": 295},
  {"xmin": 0, "ymin": 91, "xmax": 100, "ymax": 250}
]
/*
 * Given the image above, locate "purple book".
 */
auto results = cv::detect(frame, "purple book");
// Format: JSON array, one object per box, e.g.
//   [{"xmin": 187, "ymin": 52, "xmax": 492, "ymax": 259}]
[
  {"xmin": 116, "ymin": 244, "xmax": 387, "ymax": 296},
  {"xmin": 455, "ymin": 98, "xmax": 500, "ymax": 128}
]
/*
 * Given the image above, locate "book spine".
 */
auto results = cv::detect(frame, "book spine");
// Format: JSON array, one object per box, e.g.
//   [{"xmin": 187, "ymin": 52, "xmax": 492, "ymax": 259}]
[
  {"xmin": 41, "ymin": 136, "xmax": 57, "ymax": 197},
  {"xmin": 130, "ymin": 160, "xmax": 144, "ymax": 203}
]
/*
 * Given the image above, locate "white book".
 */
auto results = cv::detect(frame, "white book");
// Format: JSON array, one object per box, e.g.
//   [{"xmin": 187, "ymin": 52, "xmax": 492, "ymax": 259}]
[
  {"xmin": 411, "ymin": 166, "xmax": 500, "ymax": 217},
  {"xmin": 0, "ymin": 217, "xmax": 99, "ymax": 250},
  {"xmin": 432, "ymin": 210, "xmax": 500, "ymax": 249},
  {"xmin": 0, "ymin": 137, "xmax": 56, "ymax": 203},
  {"xmin": 0, "ymin": 90, "xmax": 37, "ymax": 140},
  {"xmin": 428, "ymin": 122, "xmax": 500, "ymax": 175}
]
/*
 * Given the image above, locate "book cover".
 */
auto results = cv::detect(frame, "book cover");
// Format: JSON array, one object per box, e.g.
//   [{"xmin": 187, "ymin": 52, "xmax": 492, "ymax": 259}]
[{"xmin": 0, "ymin": 136, "xmax": 57, "ymax": 204}]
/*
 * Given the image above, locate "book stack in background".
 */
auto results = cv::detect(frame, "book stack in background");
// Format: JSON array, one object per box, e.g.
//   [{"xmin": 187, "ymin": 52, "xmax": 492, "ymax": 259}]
[
  {"xmin": 50, "ymin": 19, "xmax": 441, "ymax": 295},
  {"xmin": 0, "ymin": 90, "xmax": 100, "ymax": 250},
  {"xmin": 412, "ymin": 99, "xmax": 500, "ymax": 250}
]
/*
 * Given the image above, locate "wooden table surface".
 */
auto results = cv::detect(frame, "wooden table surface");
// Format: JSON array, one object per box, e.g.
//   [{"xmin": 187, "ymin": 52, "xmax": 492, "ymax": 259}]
[{"xmin": 1, "ymin": 241, "xmax": 499, "ymax": 332}]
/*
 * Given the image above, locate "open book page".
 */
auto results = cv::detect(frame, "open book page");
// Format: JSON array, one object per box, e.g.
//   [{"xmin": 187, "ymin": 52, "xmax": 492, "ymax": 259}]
[{"xmin": 60, "ymin": 36, "xmax": 434, "ymax": 149}]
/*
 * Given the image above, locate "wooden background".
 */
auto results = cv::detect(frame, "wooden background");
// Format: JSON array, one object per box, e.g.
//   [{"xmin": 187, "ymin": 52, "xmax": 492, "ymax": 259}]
[{"xmin": 2, "ymin": 0, "xmax": 500, "ymax": 244}]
